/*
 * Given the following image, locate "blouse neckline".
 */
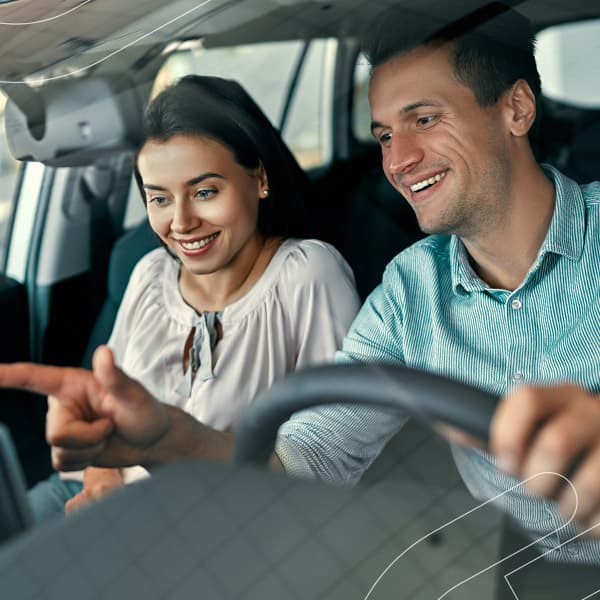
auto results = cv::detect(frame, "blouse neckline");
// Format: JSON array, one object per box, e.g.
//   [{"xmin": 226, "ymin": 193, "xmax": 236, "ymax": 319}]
[{"xmin": 161, "ymin": 238, "xmax": 297, "ymax": 326}]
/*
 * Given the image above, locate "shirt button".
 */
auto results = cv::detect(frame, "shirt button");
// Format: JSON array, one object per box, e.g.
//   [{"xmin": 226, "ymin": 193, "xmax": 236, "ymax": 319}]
[
  {"xmin": 511, "ymin": 299, "xmax": 522, "ymax": 310},
  {"xmin": 566, "ymin": 542, "xmax": 580, "ymax": 556},
  {"xmin": 512, "ymin": 372, "xmax": 523, "ymax": 382}
]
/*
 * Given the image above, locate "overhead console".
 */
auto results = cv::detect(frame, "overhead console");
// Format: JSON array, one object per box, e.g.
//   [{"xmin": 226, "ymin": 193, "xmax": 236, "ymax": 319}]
[{"xmin": 3, "ymin": 75, "xmax": 144, "ymax": 167}]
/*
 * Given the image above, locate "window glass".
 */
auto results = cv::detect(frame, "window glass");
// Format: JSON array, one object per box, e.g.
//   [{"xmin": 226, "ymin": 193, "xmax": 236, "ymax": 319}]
[
  {"xmin": 352, "ymin": 53, "xmax": 373, "ymax": 144},
  {"xmin": 0, "ymin": 93, "xmax": 22, "ymax": 269},
  {"xmin": 150, "ymin": 39, "xmax": 334, "ymax": 170},
  {"xmin": 153, "ymin": 41, "xmax": 304, "ymax": 127},
  {"xmin": 282, "ymin": 39, "xmax": 336, "ymax": 169},
  {"xmin": 536, "ymin": 19, "xmax": 600, "ymax": 108}
]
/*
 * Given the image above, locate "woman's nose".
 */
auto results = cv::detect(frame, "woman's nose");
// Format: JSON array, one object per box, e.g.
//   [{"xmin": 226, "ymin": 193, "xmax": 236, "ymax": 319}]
[{"xmin": 170, "ymin": 200, "xmax": 201, "ymax": 233}]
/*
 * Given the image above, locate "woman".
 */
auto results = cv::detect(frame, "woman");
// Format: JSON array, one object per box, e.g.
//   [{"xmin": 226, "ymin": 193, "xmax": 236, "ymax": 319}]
[{"xmin": 27, "ymin": 75, "xmax": 360, "ymax": 519}]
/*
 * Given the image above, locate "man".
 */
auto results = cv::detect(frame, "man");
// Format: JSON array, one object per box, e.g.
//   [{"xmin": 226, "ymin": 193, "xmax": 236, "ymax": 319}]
[
  {"xmin": 0, "ymin": 1, "xmax": 599, "ymax": 569},
  {"xmin": 276, "ymin": 6, "xmax": 600, "ymax": 569}
]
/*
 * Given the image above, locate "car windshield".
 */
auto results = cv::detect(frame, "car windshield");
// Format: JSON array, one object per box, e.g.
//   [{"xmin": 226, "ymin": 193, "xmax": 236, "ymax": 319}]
[{"xmin": 0, "ymin": 2, "xmax": 598, "ymax": 599}]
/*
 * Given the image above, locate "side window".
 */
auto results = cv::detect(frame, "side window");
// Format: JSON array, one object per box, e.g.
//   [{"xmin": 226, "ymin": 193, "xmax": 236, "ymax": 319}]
[
  {"xmin": 536, "ymin": 19, "xmax": 600, "ymax": 107},
  {"xmin": 352, "ymin": 53, "xmax": 373, "ymax": 144},
  {"xmin": 0, "ymin": 93, "xmax": 22, "ymax": 270},
  {"xmin": 153, "ymin": 41, "xmax": 305, "ymax": 128},
  {"xmin": 282, "ymin": 39, "xmax": 337, "ymax": 169},
  {"xmin": 152, "ymin": 40, "xmax": 336, "ymax": 170}
]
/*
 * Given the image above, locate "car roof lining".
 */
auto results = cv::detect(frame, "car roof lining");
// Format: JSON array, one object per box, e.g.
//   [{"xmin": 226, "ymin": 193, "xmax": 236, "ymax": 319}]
[{"xmin": 0, "ymin": 0, "xmax": 597, "ymax": 83}]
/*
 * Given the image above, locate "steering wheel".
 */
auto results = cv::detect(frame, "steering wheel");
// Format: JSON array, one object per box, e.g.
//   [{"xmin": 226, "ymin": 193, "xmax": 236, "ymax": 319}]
[{"xmin": 234, "ymin": 363, "xmax": 499, "ymax": 465}]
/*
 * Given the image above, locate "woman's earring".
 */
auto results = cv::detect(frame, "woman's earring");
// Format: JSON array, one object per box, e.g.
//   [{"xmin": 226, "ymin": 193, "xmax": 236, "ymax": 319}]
[{"xmin": 262, "ymin": 188, "xmax": 270, "ymax": 197}]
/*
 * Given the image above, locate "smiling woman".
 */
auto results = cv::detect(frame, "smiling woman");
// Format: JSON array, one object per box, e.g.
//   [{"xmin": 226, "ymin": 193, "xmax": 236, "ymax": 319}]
[{"xmin": 26, "ymin": 75, "xmax": 360, "ymax": 521}]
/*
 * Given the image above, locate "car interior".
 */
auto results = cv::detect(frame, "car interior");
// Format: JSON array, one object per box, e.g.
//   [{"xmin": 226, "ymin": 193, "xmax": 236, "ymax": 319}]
[{"xmin": 0, "ymin": 0, "xmax": 598, "ymax": 597}]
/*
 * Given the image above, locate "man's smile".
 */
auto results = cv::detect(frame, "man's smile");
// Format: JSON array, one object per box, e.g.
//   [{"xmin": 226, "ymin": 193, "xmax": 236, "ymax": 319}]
[{"xmin": 409, "ymin": 170, "xmax": 446, "ymax": 192}]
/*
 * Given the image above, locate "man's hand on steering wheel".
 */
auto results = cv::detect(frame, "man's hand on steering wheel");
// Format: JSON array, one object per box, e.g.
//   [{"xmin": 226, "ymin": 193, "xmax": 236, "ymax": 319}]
[{"xmin": 491, "ymin": 383, "xmax": 600, "ymax": 536}]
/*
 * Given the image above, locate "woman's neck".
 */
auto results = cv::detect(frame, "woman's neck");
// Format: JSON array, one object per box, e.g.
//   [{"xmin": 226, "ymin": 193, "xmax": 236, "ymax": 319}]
[{"xmin": 178, "ymin": 235, "xmax": 282, "ymax": 312}]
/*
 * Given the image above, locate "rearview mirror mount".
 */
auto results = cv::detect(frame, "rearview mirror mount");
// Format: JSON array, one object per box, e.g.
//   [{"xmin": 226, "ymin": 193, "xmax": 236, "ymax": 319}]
[{"xmin": 2, "ymin": 75, "xmax": 144, "ymax": 167}]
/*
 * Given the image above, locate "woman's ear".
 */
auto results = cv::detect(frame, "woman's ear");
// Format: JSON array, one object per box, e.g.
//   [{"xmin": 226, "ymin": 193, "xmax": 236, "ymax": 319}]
[
  {"xmin": 504, "ymin": 79, "xmax": 537, "ymax": 137},
  {"xmin": 257, "ymin": 163, "xmax": 270, "ymax": 198}
]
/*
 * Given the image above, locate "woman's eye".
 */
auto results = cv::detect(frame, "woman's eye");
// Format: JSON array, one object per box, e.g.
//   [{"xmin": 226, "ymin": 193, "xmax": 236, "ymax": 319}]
[
  {"xmin": 149, "ymin": 195, "xmax": 169, "ymax": 207},
  {"xmin": 194, "ymin": 188, "xmax": 217, "ymax": 200}
]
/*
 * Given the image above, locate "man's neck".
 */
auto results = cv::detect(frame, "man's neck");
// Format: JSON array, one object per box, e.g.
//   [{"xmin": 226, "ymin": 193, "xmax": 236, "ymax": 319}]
[{"xmin": 461, "ymin": 165, "xmax": 555, "ymax": 292}]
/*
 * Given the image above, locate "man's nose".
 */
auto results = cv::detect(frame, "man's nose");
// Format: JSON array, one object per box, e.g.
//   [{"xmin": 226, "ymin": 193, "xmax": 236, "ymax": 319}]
[{"xmin": 386, "ymin": 132, "xmax": 424, "ymax": 176}]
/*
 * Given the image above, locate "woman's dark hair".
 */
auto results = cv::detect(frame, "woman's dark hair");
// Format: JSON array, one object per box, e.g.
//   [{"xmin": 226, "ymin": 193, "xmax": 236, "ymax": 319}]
[
  {"xmin": 363, "ymin": 2, "xmax": 541, "ymax": 106},
  {"xmin": 134, "ymin": 75, "xmax": 312, "ymax": 239}
]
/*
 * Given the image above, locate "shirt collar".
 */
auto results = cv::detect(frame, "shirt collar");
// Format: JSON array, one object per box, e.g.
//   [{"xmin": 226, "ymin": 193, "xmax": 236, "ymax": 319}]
[
  {"xmin": 539, "ymin": 164, "xmax": 585, "ymax": 261},
  {"xmin": 450, "ymin": 236, "xmax": 487, "ymax": 294},
  {"xmin": 450, "ymin": 165, "xmax": 585, "ymax": 295}
]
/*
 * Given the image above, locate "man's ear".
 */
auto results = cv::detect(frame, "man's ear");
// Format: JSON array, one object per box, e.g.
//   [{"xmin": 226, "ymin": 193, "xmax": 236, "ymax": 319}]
[{"xmin": 503, "ymin": 79, "xmax": 537, "ymax": 137}]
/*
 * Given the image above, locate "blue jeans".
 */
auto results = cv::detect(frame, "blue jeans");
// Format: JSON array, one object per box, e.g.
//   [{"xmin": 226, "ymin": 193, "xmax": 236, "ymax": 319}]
[{"xmin": 27, "ymin": 473, "xmax": 83, "ymax": 524}]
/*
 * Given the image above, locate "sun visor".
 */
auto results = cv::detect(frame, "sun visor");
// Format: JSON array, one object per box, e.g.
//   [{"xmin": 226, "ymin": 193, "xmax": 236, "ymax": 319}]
[{"xmin": 3, "ymin": 75, "xmax": 144, "ymax": 167}]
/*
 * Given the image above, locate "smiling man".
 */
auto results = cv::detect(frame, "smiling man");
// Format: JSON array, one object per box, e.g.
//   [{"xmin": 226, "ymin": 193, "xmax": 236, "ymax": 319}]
[{"xmin": 276, "ymin": 3, "xmax": 600, "ymax": 573}]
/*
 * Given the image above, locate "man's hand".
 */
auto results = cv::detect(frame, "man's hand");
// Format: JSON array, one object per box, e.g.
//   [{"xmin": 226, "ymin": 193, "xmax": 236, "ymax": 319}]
[
  {"xmin": 491, "ymin": 383, "xmax": 600, "ymax": 536},
  {"xmin": 0, "ymin": 345, "xmax": 171, "ymax": 470},
  {"xmin": 65, "ymin": 467, "xmax": 124, "ymax": 514},
  {"xmin": 0, "ymin": 345, "xmax": 235, "ymax": 471}
]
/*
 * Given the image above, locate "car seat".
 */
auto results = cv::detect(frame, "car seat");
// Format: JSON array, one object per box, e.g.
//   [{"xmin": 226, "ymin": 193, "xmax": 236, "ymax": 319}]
[
  {"xmin": 312, "ymin": 146, "xmax": 424, "ymax": 300},
  {"xmin": 80, "ymin": 219, "xmax": 159, "ymax": 369}
]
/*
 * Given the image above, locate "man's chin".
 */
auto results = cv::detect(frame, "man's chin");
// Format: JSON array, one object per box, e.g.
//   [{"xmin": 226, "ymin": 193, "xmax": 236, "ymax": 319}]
[{"xmin": 416, "ymin": 219, "xmax": 453, "ymax": 236}]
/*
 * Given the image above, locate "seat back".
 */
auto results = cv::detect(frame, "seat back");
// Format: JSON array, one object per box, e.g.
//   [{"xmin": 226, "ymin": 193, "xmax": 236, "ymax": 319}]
[
  {"xmin": 80, "ymin": 220, "xmax": 159, "ymax": 368},
  {"xmin": 312, "ymin": 147, "xmax": 424, "ymax": 300}
]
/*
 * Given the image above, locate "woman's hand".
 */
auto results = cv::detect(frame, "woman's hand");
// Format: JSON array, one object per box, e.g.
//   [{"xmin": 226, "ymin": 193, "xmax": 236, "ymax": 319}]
[{"xmin": 65, "ymin": 467, "xmax": 124, "ymax": 514}]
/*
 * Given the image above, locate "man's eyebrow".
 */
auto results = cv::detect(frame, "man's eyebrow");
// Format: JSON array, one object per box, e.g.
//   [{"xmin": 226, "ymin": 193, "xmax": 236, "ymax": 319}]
[
  {"xmin": 401, "ymin": 100, "xmax": 441, "ymax": 113},
  {"xmin": 370, "ymin": 100, "xmax": 442, "ymax": 135},
  {"xmin": 142, "ymin": 172, "xmax": 225, "ymax": 191}
]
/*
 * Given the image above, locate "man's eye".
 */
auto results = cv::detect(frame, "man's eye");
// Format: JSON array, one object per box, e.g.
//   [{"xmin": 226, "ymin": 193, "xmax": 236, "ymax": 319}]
[
  {"xmin": 378, "ymin": 132, "xmax": 392, "ymax": 145},
  {"xmin": 195, "ymin": 188, "xmax": 217, "ymax": 200},
  {"xmin": 416, "ymin": 115, "xmax": 438, "ymax": 128}
]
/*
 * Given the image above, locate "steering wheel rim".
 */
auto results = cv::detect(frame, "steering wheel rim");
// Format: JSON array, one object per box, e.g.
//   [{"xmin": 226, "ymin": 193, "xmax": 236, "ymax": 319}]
[{"xmin": 234, "ymin": 363, "xmax": 499, "ymax": 466}]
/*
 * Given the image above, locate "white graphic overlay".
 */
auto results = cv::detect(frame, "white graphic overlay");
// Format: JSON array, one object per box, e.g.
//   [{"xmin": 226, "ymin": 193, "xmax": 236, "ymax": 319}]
[
  {"xmin": 0, "ymin": 0, "xmax": 216, "ymax": 84},
  {"xmin": 0, "ymin": 0, "xmax": 94, "ymax": 26},
  {"xmin": 365, "ymin": 471, "xmax": 599, "ymax": 600}
]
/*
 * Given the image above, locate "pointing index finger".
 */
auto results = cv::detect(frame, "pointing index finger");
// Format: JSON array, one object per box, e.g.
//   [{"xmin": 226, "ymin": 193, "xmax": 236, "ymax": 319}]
[{"xmin": 0, "ymin": 362, "xmax": 73, "ymax": 397}]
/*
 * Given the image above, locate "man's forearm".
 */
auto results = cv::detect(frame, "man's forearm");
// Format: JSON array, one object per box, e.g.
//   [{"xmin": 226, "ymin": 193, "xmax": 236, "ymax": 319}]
[{"xmin": 141, "ymin": 405, "xmax": 235, "ymax": 470}]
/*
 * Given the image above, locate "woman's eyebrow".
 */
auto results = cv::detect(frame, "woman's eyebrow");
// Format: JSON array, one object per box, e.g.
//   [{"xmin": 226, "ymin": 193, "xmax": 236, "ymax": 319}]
[
  {"xmin": 142, "ymin": 172, "xmax": 225, "ymax": 191},
  {"xmin": 186, "ymin": 172, "xmax": 225, "ymax": 186}
]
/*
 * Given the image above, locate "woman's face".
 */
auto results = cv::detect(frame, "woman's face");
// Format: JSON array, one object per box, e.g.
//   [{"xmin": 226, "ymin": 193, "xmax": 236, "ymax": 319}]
[{"xmin": 137, "ymin": 134, "xmax": 268, "ymax": 277}]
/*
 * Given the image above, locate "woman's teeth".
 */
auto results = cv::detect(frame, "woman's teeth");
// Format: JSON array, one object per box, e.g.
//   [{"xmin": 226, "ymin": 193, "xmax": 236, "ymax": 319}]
[
  {"xmin": 410, "ymin": 171, "xmax": 445, "ymax": 192},
  {"xmin": 180, "ymin": 233, "xmax": 218, "ymax": 250}
]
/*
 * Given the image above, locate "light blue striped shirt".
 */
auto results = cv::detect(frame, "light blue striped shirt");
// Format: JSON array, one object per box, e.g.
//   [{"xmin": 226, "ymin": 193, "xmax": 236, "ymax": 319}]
[{"xmin": 277, "ymin": 165, "xmax": 600, "ymax": 564}]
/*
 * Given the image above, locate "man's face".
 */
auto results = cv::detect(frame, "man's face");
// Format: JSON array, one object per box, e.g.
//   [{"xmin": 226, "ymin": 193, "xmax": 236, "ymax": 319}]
[{"xmin": 369, "ymin": 43, "xmax": 512, "ymax": 238}]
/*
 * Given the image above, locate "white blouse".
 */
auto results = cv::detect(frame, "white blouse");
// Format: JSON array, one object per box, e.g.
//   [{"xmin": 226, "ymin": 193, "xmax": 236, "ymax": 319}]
[{"xmin": 107, "ymin": 238, "xmax": 360, "ymax": 481}]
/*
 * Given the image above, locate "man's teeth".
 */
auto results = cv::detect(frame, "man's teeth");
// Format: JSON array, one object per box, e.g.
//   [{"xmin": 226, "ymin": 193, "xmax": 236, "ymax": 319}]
[
  {"xmin": 410, "ymin": 172, "xmax": 445, "ymax": 192},
  {"xmin": 181, "ymin": 233, "xmax": 218, "ymax": 250}
]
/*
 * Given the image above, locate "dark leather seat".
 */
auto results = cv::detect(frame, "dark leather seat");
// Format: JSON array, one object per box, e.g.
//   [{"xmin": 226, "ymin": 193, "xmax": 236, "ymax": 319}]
[{"xmin": 80, "ymin": 219, "xmax": 159, "ymax": 369}]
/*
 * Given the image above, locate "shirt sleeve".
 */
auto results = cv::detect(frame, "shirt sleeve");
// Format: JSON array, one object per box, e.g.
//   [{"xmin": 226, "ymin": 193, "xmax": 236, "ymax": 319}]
[
  {"xmin": 279, "ymin": 240, "xmax": 361, "ymax": 369},
  {"xmin": 106, "ymin": 249, "xmax": 161, "ymax": 366},
  {"xmin": 276, "ymin": 260, "xmax": 410, "ymax": 486}
]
